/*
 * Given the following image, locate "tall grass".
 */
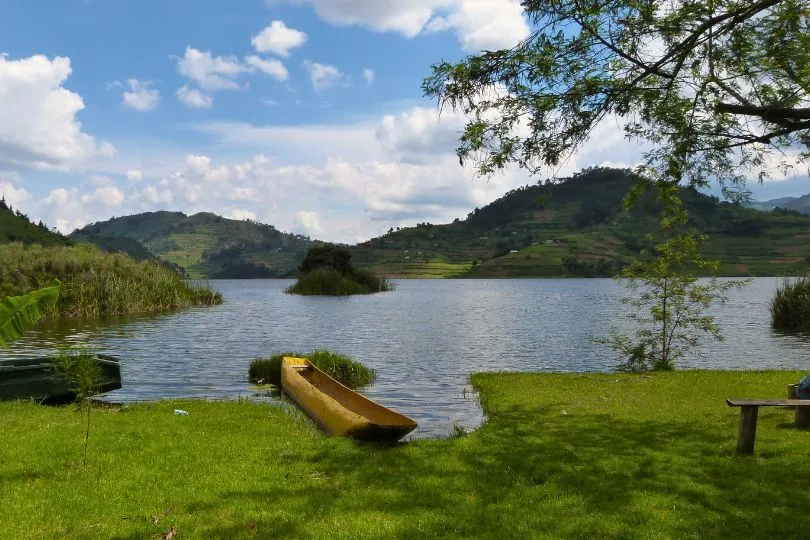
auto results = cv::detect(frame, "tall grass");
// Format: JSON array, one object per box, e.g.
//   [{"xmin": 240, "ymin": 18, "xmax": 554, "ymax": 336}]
[
  {"xmin": 0, "ymin": 243, "xmax": 223, "ymax": 318},
  {"xmin": 770, "ymin": 276, "xmax": 810, "ymax": 331},
  {"xmin": 286, "ymin": 268, "xmax": 393, "ymax": 296},
  {"xmin": 249, "ymin": 350, "xmax": 377, "ymax": 389}
]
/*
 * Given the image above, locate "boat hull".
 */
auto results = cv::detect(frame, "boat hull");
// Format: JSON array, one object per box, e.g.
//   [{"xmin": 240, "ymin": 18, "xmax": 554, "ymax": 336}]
[
  {"xmin": 281, "ymin": 357, "xmax": 417, "ymax": 441},
  {"xmin": 0, "ymin": 354, "xmax": 122, "ymax": 403}
]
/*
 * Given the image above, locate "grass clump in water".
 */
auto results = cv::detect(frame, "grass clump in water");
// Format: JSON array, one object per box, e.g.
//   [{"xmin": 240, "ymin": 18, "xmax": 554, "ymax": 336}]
[
  {"xmin": 770, "ymin": 276, "xmax": 810, "ymax": 331},
  {"xmin": 0, "ymin": 242, "xmax": 223, "ymax": 318},
  {"xmin": 249, "ymin": 350, "xmax": 377, "ymax": 388},
  {"xmin": 287, "ymin": 243, "xmax": 392, "ymax": 296}
]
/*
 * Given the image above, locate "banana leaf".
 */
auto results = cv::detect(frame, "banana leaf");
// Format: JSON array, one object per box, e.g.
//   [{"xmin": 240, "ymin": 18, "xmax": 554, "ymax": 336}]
[{"xmin": 0, "ymin": 280, "xmax": 61, "ymax": 348}]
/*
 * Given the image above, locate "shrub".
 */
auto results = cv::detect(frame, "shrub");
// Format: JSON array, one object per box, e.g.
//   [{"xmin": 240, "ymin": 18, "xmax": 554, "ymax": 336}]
[
  {"xmin": 0, "ymin": 243, "xmax": 223, "ymax": 318},
  {"xmin": 771, "ymin": 277, "xmax": 810, "ymax": 332},
  {"xmin": 288, "ymin": 244, "xmax": 393, "ymax": 296},
  {"xmin": 249, "ymin": 350, "xmax": 377, "ymax": 389},
  {"xmin": 286, "ymin": 268, "xmax": 392, "ymax": 296}
]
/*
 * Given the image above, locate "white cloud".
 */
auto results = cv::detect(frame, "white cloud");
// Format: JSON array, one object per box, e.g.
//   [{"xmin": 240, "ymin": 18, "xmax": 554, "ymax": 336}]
[
  {"xmin": 185, "ymin": 155, "xmax": 212, "ymax": 175},
  {"xmin": 122, "ymin": 79, "xmax": 160, "ymax": 111},
  {"xmin": 295, "ymin": 211, "xmax": 322, "ymax": 235},
  {"xmin": 225, "ymin": 208, "xmax": 257, "ymax": 221},
  {"xmin": 251, "ymin": 20, "xmax": 308, "ymax": 57},
  {"xmin": 0, "ymin": 178, "xmax": 30, "ymax": 207},
  {"xmin": 229, "ymin": 186, "xmax": 258, "ymax": 201},
  {"xmin": 425, "ymin": 0, "xmax": 529, "ymax": 51},
  {"xmin": 376, "ymin": 106, "xmax": 466, "ymax": 164},
  {"xmin": 41, "ymin": 186, "xmax": 123, "ymax": 234},
  {"xmin": 303, "ymin": 60, "xmax": 344, "ymax": 91},
  {"xmin": 21, "ymin": 101, "xmax": 661, "ymax": 242},
  {"xmin": 175, "ymin": 47, "xmax": 247, "ymax": 91},
  {"xmin": 176, "ymin": 85, "xmax": 214, "ymax": 109},
  {"xmin": 139, "ymin": 185, "xmax": 173, "ymax": 205},
  {"xmin": 175, "ymin": 46, "xmax": 292, "ymax": 96},
  {"xmin": 0, "ymin": 54, "xmax": 115, "ymax": 171},
  {"xmin": 273, "ymin": 0, "xmax": 529, "ymax": 50},
  {"xmin": 81, "ymin": 186, "xmax": 125, "ymax": 206},
  {"xmin": 244, "ymin": 55, "xmax": 289, "ymax": 81},
  {"xmin": 127, "ymin": 169, "xmax": 143, "ymax": 182},
  {"xmin": 90, "ymin": 175, "xmax": 113, "ymax": 186},
  {"xmin": 363, "ymin": 68, "xmax": 374, "ymax": 85}
]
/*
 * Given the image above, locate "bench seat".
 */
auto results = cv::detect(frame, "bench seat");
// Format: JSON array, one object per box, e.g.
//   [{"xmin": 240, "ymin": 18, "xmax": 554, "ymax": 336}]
[{"xmin": 726, "ymin": 399, "xmax": 810, "ymax": 454}]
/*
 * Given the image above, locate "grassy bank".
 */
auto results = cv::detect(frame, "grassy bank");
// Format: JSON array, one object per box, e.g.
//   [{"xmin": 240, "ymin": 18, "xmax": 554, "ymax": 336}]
[
  {"xmin": 0, "ymin": 243, "xmax": 222, "ymax": 317},
  {"xmin": 249, "ymin": 350, "xmax": 377, "ymax": 388},
  {"xmin": 1, "ymin": 370, "xmax": 808, "ymax": 538}
]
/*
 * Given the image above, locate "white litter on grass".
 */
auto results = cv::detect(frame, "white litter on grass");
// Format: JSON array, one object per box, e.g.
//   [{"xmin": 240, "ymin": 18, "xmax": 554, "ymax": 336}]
[
  {"xmin": 174, "ymin": 409, "xmax": 189, "ymax": 416},
  {"xmin": 561, "ymin": 410, "xmax": 568, "ymax": 415}
]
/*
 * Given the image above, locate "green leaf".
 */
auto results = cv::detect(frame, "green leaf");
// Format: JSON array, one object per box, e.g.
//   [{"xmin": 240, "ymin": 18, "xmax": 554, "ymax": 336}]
[{"xmin": 0, "ymin": 279, "xmax": 61, "ymax": 347}]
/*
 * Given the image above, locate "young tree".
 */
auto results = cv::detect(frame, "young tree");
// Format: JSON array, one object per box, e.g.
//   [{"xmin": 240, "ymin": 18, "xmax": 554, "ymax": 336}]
[
  {"xmin": 423, "ymin": 0, "xmax": 810, "ymax": 191},
  {"xmin": 53, "ymin": 346, "xmax": 103, "ymax": 466},
  {"xmin": 600, "ymin": 184, "xmax": 748, "ymax": 371}
]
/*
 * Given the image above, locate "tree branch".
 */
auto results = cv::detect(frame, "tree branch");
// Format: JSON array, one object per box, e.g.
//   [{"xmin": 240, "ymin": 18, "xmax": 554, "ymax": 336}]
[{"xmin": 715, "ymin": 103, "xmax": 810, "ymax": 121}]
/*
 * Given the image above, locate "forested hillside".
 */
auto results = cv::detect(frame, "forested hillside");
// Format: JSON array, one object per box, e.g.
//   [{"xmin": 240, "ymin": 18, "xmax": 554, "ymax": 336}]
[
  {"xmin": 351, "ymin": 168, "xmax": 810, "ymax": 278},
  {"xmin": 71, "ymin": 211, "xmax": 315, "ymax": 278},
  {"xmin": 0, "ymin": 199, "xmax": 70, "ymax": 246}
]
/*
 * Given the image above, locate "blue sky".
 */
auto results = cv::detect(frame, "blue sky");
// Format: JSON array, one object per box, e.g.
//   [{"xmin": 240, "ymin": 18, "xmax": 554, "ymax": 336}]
[{"xmin": 1, "ymin": 0, "xmax": 808, "ymax": 242}]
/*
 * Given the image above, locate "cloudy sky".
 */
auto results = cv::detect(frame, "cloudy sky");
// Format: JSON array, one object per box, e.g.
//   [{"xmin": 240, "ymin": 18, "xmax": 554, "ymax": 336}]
[{"xmin": 1, "ymin": 0, "xmax": 809, "ymax": 242}]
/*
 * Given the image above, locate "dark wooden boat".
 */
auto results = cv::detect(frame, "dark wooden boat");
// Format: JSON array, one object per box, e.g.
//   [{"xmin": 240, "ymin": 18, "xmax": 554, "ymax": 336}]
[
  {"xmin": 281, "ymin": 357, "xmax": 417, "ymax": 441},
  {"xmin": 0, "ymin": 354, "xmax": 122, "ymax": 403}
]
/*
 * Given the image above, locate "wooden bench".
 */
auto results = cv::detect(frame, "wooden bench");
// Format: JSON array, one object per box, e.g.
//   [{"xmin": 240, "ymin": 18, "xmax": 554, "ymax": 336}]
[{"xmin": 726, "ymin": 399, "xmax": 810, "ymax": 454}]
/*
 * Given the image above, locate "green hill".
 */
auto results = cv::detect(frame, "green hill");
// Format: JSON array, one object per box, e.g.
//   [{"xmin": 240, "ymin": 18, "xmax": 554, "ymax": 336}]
[
  {"xmin": 781, "ymin": 194, "xmax": 810, "ymax": 215},
  {"xmin": 63, "ymin": 167, "xmax": 810, "ymax": 279},
  {"xmin": 351, "ymin": 168, "xmax": 810, "ymax": 278},
  {"xmin": 0, "ymin": 200, "xmax": 71, "ymax": 246},
  {"xmin": 69, "ymin": 232, "xmax": 154, "ymax": 261},
  {"xmin": 71, "ymin": 211, "xmax": 315, "ymax": 278},
  {"xmin": 750, "ymin": 197, "xmax": 798, "ymax": 212}
]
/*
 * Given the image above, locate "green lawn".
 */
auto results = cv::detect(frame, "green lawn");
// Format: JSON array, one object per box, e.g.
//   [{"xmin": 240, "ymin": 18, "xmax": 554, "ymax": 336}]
[{"xmin": 2, "ymin": 371, "xmax": 809, "ymax": 538}]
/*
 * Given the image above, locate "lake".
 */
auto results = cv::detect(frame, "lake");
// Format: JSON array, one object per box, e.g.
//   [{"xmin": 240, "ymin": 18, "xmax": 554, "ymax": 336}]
[{"xmin": 4, "ymin": 278, "xmax": 810, "ymax": 437}]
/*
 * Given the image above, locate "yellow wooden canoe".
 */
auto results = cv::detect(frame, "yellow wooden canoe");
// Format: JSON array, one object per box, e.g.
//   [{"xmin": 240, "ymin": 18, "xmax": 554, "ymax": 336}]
[{"xmin": 280, "ymin": 356, "xmax": 417, "ymax": 441}]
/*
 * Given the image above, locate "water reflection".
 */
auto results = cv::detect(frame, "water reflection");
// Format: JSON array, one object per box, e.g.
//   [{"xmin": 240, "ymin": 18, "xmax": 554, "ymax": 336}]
[{"xmin": 3, "ymin": 278, "xmax": 810, "ymax": 437}]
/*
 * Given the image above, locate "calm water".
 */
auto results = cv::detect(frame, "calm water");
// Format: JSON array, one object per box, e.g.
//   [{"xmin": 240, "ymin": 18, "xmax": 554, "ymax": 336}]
[{"xmin": 4, "ymin": 278, "xmax": 810, "ymax": 437}]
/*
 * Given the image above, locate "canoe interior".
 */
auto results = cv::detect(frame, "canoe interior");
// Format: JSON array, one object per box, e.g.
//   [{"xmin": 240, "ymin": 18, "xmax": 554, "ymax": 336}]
[
  {"xmin": 0, "ymin": 354, "xmax": 122, "ymax": 403},
  {"xmin": 282, "ymin": 357, "xmax": 417, "ymax": 441}
]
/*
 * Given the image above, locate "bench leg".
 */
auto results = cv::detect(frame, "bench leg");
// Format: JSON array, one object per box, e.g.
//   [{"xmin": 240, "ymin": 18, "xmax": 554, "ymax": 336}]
[
  {"xmin": 796, "ymin": 407, "xmax": 810, "ymax": 429},
  {"xmin": 736, "ymin": 406, "xmax": 759, "ymax": 455}
]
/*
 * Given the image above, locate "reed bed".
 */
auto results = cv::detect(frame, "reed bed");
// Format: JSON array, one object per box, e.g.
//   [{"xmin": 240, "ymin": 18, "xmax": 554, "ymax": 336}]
[
  {"xmin": 0, "ymin": 243, "xmax": 223, "ymax": 318},
  {"xmin": 249, "ymin": 350, "xmax": 377, "ymax": 388},
  {"xmin": 770, "ymin": 276, "xmax": 810, "ymax": 331}
]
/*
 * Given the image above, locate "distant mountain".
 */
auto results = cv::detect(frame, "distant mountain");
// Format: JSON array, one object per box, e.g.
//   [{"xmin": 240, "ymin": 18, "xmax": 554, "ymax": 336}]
[
  {"xmin": 71, "ymin": 211, "xmax": 315, "ymax": 278},
  {"xmin": 781, "ymin": 194, "xmax": 810, "ymax": 215},
  {"xmin": 0, "ymin": 201, "xmax": 70, "ymax": 246},
  {"xmin": 749, "ymin": 197, "xmax": 798, "ymax": 211},
  {"xmin": 351, "ymin": 167, "xmax": 810, "ymax": 278}
]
